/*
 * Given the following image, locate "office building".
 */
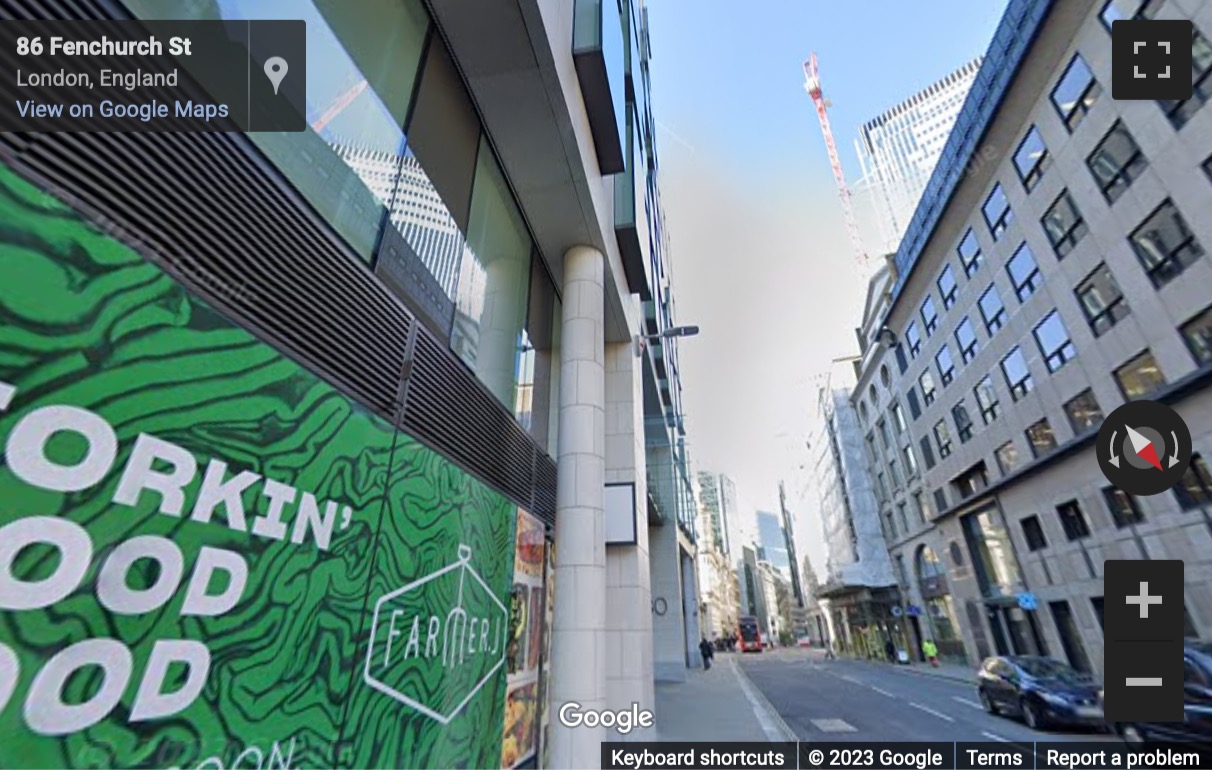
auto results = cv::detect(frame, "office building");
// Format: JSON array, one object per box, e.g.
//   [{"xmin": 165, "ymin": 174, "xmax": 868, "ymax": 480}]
[
  {"xmin": 756, "ymin": 510, "xmax": 792, "ymax": 575},
  {"xmin": 808, "ymin": 356, "xmax": 901, "ymax": 656},
  {"xmin": 0, "ymin": 0, "xmax": 696, "ymax": 767},
  {"xmin": 851, "ymin": 0, "xmax": 1212, "ymax": 673},
  {"xmin": 855, "ymin": 58, "xmax": 983, "ymax": 255}
]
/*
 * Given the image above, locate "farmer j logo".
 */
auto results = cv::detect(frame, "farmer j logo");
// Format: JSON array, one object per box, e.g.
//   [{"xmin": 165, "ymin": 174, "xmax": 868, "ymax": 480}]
[{"xmin": 363, "ymin": 544, "xmax": 508, "ymax": 724}]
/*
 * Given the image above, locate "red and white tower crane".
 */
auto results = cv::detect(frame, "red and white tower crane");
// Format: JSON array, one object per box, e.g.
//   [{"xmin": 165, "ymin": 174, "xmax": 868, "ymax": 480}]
[{"xmin": 803, "ymin": 52, "xmax": 870, "ymax": 275}]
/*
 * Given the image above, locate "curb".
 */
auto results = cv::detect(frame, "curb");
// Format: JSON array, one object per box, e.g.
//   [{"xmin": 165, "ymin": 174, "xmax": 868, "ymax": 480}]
[
  {"xmin": 729, "ymin": 656, "xmax": 799, "ymax": 742},
  {"xmin": 896, "ymin": 664, "xmax": 974, "ymax": 684}
]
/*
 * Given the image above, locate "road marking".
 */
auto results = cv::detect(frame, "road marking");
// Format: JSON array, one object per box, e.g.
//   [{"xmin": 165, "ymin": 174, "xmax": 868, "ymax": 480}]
[
  {"xmin": 811, "ymin": 718, "xmax": 857, "ymax": 732},
  {"xmin": 870, "ymin": 686, "xmax": 895, "ymax": 697},
  {"xmin": 909, "ymin": 702, "xmax": 955, "ymax": 722},
  {"xmin": 839, "ymin": 675, "xmax": 861, "ymax": 684},
  {"xmin": 982, "ymin": 731, "xmax": 1009, "ymax": 743},
  {"xmin": 729, "ymin": 657, "xmax": 797, "ymax": 742},
  {"xmin": 952, "ymin": 696, "xmax": 983, "ymax": 709}
]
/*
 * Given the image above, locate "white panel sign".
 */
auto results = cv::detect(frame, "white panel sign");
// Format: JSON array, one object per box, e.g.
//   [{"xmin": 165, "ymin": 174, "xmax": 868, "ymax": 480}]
[{"xmin": 605, "ymin": 483, "xmax": 637, "ymax": 545}]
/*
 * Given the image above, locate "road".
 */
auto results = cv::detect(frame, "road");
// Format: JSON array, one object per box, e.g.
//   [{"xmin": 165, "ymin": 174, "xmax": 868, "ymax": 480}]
[{"xmin": 739, "ymin": 650, "xmax": 1110, "ymax": 745}]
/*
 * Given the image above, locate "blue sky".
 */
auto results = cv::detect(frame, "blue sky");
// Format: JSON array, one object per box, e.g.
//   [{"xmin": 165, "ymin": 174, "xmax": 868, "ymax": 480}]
[{"xmin": 642, "ymin": 1, "xmax": 1008, "ymax": 572}]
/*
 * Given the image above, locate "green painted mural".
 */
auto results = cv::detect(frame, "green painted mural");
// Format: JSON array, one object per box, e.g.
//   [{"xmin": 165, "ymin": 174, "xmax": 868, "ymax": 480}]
[{"xmin": 0, "ymin": 163, "xmax": 517, "ymax": 769}]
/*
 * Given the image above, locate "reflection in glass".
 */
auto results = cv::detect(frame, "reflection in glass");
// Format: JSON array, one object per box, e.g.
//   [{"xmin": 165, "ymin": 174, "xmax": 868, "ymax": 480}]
[{"xmin": 962, "ymin": 508, "xmax": 1022, "ymax": 599}]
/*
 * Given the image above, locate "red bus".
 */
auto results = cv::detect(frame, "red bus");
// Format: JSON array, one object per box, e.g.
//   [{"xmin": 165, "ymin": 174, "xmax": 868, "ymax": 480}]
[{"xmin": 738, "ymin": 616, "xmax": 763, "ymax": 652}]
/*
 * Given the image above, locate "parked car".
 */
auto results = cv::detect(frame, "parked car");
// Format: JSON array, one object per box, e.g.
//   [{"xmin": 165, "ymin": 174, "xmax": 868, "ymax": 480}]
[
  {"xmin": 977, "ymin": 655, "xmax": 1104, "ymax": 731},
  {"xmin": 1112, "ymin": 642, "xmax": 1212, "ymax": 745}
]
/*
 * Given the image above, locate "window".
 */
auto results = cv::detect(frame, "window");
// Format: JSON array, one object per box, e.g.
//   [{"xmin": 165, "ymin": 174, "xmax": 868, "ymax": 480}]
[
  {"xmin": 920, "ymin": 436, "xmax": 936, "ymax": 469},
  {"xmin": 881, "ymin": 365, "xmax": 892, "ymax": 388},
  {"xmin": 1102, "ymin": 486, "xmax": 1145, "ymax": 528},
  {"xmin": 1087, "ymin": 121, "xmax": 1147, "ymax": 203},
  {"xmin": 936, "ymin": 345, "xmax": 956, "ymax": 387},
  {"xmin": 1115, "ymin": 350, "xmax": 1166, "ymax": 399},
  {"xmin": 897, "ymin": 502, "xmax": 910, "ymax": 534},
  {"xmin": 1034, "ymin": 310, "xmax": 1077, "ymax": 373},
  {"xmin": 1064, "ymin": 389, "xmax": 1104, "ymax": 434},
  {"xmin": 1076, "ymin": 264, "xmax": 1129, "ymax": 337},
  {"xmin": 895, "ymin": 344, "xmax": 909, "ymax": 375},
  {"xmin": 952, "ymin": 401, "xmax": 974, "ymax": 443},
  {"xmin": 1174, "ymin": 454, "xmax": 1212, "ymax": 510},
  {"xmin": 878, "ymin": 419, "xmax": 891, "ymax": 449},
  {"xmin": 979, "ymin": 285, "xmax": 1006, "ymax": 334},
  {"xmin": 877, "ymin": 473, "xmax": 889, "ymax": 504},
  {"xmin": 906, "ymin": 322, "xmax": 922, "ymax": 357},
  {"xmin": 955, "ymin": 318, "xmax": 978, "ymax": 364},
  {"xmin": 865, "ymin": 434, "xmax": 879, "ymax": 465},
  {"xmin": 890, "ymin": 458, "xmax": 903, "ymax": 488},
  {"xmin": 1021, "ymin": 515, "xmax": 1047, "ymax": 551},
  {"xmin": 1051, "ymin": 54, "xmax": 1101, "ymax": 131},
  {"xmin": 903, "ymin": 444, "xmax": 919, "ymax": 478},
  {"xmin": 1001, "ymin": 347, "xmax": 1034, "ymax": 401},
  {"xmin": 995, "ymin": 441, "xmax": 1020, "ymax": 475},
  {"xmin": 1056, "ymin": 500, "xmax": 1091, "ymax": 541},
  {"xmin": 936, "ymin": 266, "xmax": 958, "ymax": 310},
  {"xmin": 1157, "ymin": 29, "xmax": 1212, "ymax": 129},
  {"xmin": 890, "ymin": 401, "xmax": 907, "ymax": 434},
  {"xmin": 1007, "ymin": 242, "xmax": 1042, "ymax": 302},
  {"xmin": 921, "ymin": 296, "xmax": 939, "ymax": 335},
  {"xmin": 907, "ymin": 388, "xmax": 922, "ymax": 420},
  {"xmin": 920, "ymin": 370, "xmax": 937, "ymax": 406},
  {"xmin": 1130, "ymin": 199, "xmax": 1206, "ymax": 287},
  {"xmin": 869, "ymin": 383, "xmax": 879, "ymax": 407},
  {"xmin": 1013, "ymin": 126, "xmax": 1051, "ymax": 191},
  {"xmin": 1181, "ymin": 306, "xmax": 1212, "ymax": 365},
  {"xmin": 1100, "ymin": 0, "xmax": 1162, "ymax": 27},
  {"xmin": 1091, "ymin": 596, "xmax": 1106, "ymax": 634},
  {"xmin": 1041, "ymin": 192, "xmax": 1088, "ymax": 258},
  {"xmin": 974, "ymin": 376, "xmax": 1000, "ymax": 424},
  {"xmin": 934, "ymin": 488, "xmax": 948, "ymax": 514},
  {"xmin": 1204, "ymin": 154, "xmax": 1212, "ymax": 183},
  {"xmin": 934, "ymin": 419, "xmax": 953, "ymax": 459},
  {"xmin": 953, "ymin": 462, "xmax": 988, "ymax": 499},
  {"xmin": 884, "ymin": 508, "xmax": 897, "ymax": 539},
  {"xmin": 958, "ymin": 229, "xmax": 983, "ymax": 277},
  {"xmin": 913, "ymin": 491, "xmax": 929, "ymax": 524},
  {"xmin": 1026, "ymin": 418, "xmax": 1058, "ymax": 457},
  {"xmin": 982, "ymin": 184, "xmax": 1013, "ymax": 240}
]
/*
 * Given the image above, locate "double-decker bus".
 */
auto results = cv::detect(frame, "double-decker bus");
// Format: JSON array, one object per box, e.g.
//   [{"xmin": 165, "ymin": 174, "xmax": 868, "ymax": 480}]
[{"xmin": 738, "ymin": 616, "xmax": 763, "ymax": 652}]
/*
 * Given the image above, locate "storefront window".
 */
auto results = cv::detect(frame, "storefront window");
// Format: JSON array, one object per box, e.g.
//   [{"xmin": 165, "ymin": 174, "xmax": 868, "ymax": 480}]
[
  {"xmin": 452, "ymin": 136, "xmax": 534, "ymax": 406},
  {"xmin": 962, "ymin": 507, "xmax": 1023, "ymax": 599},
  {"xmin": 519, "ymin": 261, "xmax": 563, "ymax": 453}
]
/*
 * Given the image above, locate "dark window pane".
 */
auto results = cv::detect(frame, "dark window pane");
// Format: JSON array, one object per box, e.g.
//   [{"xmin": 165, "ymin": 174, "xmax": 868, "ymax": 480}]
[
  {"xmin": 1129, "ymin": 199, "xmax": 1205, "ymax": 288},
  {"xmin": 1174, "ymin": 454, "xmax": 1212, "ymax": 510},
  {"xmin": 1115, "ymin": 350, "xmax": 1166, "ymax": 400},
  {"xmin": 920, "ymin": 435, "xmax": 936, "ymax": 469},
  {"xmin": 1021, "ymin": 514, "xmax": 1047, "ymax": 551},
  {"xmin": 906, "ymin": 322, "xmax": 922, "ymax": 357},
  {"xmin": 1064, "ymin": 389, "xmax": 1104, "ymax": 434},
  {"xmin": 938, "ymin": 265, "xmax": 959, "ymax": 309},
  {"xmin": 1026, "ymin": 418, "xmax": 1058, "ymax": 457},
  {"xmin": 908, "ymin": 387, "xmax": 922, "ymax": 420},
  {"xmin": 1180, "ymin": 306, "xmax": 1212, "ymax": 365},
  {"xmin": 1042, "ymin": 191, "xmax": 1088, "ymax": 258},
  {"xmin": 1087, "ymin": 121, "xmax": 1147, "ymax": 203},
  {"xmin": 1157, "ymin": 29, "xmax": 1212, "ymax": 129},
  {"xmin": 1057, "ymin": 500, "xmax": 1091, "ymax": 541},
  {"xmin": 953, "ymin": 400, "xmax": 974, "ymax": 443},
  {"xmin": 975, "ymin": 376, "xmax": 1000, "ymax": 424},
  {"xmin": 1102, "ymin": 486, "xmax": 1145, "ymax": 528},
  {"xmin": 1076, "ymin": 263, "xmax": 1129, "ymax": 337}
]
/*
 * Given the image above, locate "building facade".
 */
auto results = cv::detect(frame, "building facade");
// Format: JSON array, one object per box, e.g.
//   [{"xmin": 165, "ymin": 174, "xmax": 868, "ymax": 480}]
[
  {"xmin": 809, "ymin": 357, "xmax": 901, "ymax": 656},
  {"xmin": 852, "ymin": 0, "xmax": 1212, "ymax": 674},
  {"xmin": 756, "ymin": 510, "xmax": 792, "ymax": 575},
  {"xmin": 0, "ymin": 0, "xmax": 695, "ymax": 767},
  {"xmin": 854, "ymin": 58, "xmax": 983, "ymax": 256}
]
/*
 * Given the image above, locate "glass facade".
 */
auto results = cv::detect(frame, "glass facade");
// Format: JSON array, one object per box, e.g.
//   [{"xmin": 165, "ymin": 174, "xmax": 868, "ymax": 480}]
[
  {"xmin": 962, "ymin": 507, "xmax": 1024, "ymax": 600},
  {"xmin": 125, "ymin": 0, "xmax": 562, "ymax": 438}
]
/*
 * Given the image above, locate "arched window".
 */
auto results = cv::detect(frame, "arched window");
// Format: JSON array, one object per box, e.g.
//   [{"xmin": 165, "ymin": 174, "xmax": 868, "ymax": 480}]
[
  {"xmin": 859, "ymin": 401, "xmax": 869, "ymax": 423},
  {"xmin": 916, "ymin": 545, "xmax": 946, "ymax": 582},
  {"xmin": 869, "ymin": 384, "xmax": 879, "ymax": 406},
  {"xmin": 880, "ymin": 364, "xmax": 891, "ymax": 388}
]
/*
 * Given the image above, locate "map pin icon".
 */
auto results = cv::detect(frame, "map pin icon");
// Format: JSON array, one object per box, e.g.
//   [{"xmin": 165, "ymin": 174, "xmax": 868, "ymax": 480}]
[{"xmin": 264, "ymin": 57, "xmax": 288, "ymax": 95}]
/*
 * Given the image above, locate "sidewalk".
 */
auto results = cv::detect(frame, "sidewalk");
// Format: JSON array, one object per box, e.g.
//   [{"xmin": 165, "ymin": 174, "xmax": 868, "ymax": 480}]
[
  {"xmin": 894, "ymin": 659, "xmax": 974, "ymax": 683},
  {"xmin": 652, "ymin": 653, "xmax": 795, "ymax": 742}
]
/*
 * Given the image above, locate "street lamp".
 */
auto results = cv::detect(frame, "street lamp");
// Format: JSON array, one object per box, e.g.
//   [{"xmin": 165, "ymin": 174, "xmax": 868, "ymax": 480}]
[{"xmin": 634, "ymin": 325, "xmax": 700, "ymax": 356}]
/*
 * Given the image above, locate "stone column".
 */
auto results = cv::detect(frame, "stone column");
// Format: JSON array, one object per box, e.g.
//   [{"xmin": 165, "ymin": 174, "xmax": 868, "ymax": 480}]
[
  {"xmin": 604, "ymin": 340, "xmax": 655, "ymax": 740},
  {"xmin": 547, "ymin": 245, "xmax": 606, "ymax": 769}
]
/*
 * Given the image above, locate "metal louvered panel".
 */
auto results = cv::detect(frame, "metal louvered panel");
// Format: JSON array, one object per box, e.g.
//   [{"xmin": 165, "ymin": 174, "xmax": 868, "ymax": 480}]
[{"xmin": 2, "ymin": 0, "xmax": 558, "ymax": 524}]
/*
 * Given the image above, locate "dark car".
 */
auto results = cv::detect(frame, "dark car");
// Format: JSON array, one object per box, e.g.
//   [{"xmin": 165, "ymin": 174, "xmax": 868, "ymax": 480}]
[
  {"xmin": 977, "ymin": 655, "xmax": 1104, "ymax": 731},
  {"xmin": 1112, "ymin": 642, "xmax": 1212, "ymax": 745}
]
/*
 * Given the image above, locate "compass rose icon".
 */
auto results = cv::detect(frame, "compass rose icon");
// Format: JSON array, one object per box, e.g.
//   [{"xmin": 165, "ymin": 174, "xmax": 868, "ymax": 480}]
[{"xmin": 1097, "ymin": 400, "xmax": 1192, "ymax": 496}]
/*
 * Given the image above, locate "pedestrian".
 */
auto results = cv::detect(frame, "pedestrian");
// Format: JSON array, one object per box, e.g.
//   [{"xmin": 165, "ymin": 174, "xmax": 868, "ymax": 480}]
[
  {"xmin": 922, "ymin": 639, "xmax": 939, "ymax": 667},
  {"xmin": 884, "ymin": 638, "xmax": 896, "ymax": 663},
  {"xmin": 824, "ymin": 639, "xmax": 836, "ymax": 660},
  {"xmin": 699, "ymin": 638, "xmax": 714, "ymax": 670}
]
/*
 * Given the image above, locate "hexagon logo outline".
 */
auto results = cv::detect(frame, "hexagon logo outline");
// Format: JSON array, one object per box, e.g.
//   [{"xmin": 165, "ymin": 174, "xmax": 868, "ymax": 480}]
[{"xmin": 362, "ymin": 544, "xmax": 509, "ymax": 724}]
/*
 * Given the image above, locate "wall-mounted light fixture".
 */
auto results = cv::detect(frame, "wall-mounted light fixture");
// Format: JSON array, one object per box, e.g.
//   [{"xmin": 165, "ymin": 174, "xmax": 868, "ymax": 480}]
[{"xmin": 634, "ymin": 325, "xmax": 700, "ymax": 356}]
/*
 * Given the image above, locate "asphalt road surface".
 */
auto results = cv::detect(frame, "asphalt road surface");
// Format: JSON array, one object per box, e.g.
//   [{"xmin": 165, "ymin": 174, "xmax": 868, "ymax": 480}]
[{"xmin": 739, "ymin": 651, "xmax": 1111, "ymax": 745}]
